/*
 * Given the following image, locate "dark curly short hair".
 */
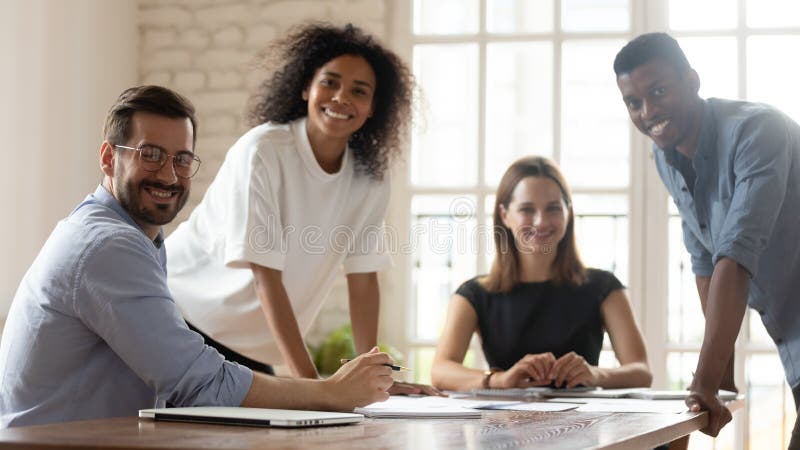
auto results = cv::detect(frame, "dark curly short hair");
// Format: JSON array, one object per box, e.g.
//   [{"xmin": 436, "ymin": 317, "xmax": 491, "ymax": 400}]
[
  {"xmin": 247, "ymin": 22, "xmax": 415, "ymax": 181},
  {"xmin": 613, "ymin": 32, "xmax": 692, "ymax": 77}
]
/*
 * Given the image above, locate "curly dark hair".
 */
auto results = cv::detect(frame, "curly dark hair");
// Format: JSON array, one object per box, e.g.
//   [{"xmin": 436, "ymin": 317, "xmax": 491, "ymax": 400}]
[
  {"xmin": 614, "ymin": 32, "xmax": 691, "ymax": 76},
  {"xmin": 247, "ymin": 22, "xmax": 414, "ymax": 180}
]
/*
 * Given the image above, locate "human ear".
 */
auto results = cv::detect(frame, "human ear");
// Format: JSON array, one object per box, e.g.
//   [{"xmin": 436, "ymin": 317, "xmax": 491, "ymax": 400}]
[
  {"xmin": 499, "ymin": 203, "xmax": 511, "ymax": 228},
  {"xmin": 99, "ymin": 141, "xmax": 115, "ymax": 176},
  {"xmin": 687, "ymin": 69, "xmax": 701, "ymax": 95}
]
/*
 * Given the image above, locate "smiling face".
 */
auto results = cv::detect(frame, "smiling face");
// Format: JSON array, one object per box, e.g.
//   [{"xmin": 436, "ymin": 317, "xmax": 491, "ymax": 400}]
[
  {"xmin": 302, "ymin": 54, "xmax": 376, "ymax": 148},
  {"xmin": 106, "ymin": 112, "xmax": 193, "ymax": 238},
  {"xmin": 616, "ymin": 58, "xmax": 703, "ymax": 153},
  {"xmin": 500, "ymin": 175, "xmax": 569, "ymax": 255}
]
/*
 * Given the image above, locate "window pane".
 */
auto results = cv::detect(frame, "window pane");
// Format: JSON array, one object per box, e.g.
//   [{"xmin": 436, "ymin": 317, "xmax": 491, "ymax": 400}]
[
  {"xmin": 677, "ymin": 37, "xmax": 738, "ymax": 99},
  {"xmin": 786, "ymin": 387, "xmax": 798, "ymax": 448},
  {"xmin": 668, "ymin": 214, "xmax": 704, "ymax": 344},
  {"xmin": 572, "ymin": 194, "xmax": 628, "ymax": 285},
  {"xmin": 561, "ymin": 0, "xmax": 629, "ymax": 32},
  {"xmin": 669, "ymin": 0, "xmax": 737, "ymax": 30},
  {"xmin": 599, "ymin": 348, "xmax": 618, "ymax": 368},
  {"xmin": 413, "ymin": 0, "xmax": 479, "ymax": 35},
  {"xmin": 749, "ymin": 311, "xmax": 773, "ymax": 345},
  {"xmin": 411, "ymin": 196, "xmax": 478, "ymax": 340},
  {"xmin": 411, "ymin": 347, "xmax": 481, "ymax": 384},
  {"xmin": 561, "ymin": 40, "xmax": 630, "ymax": 188},
  {"xmin": 747, "ymin": 0, "xmax": 800, "ymax": 28},
  {"xmin": 747, "ymin": 354, "xmax": 794, "ymax": 449},
  {"xmin": 484, "ymin": 195, "xmax": 496, "ymax": 271},
  {"xmin": 411, "ymin": 347, "xmax": 436, "ymax": 384},
  {"xmin": 485, "ymin": 42, "xmax": 553, "ymax": 186},
  {"xmin": 666, "ymin": 351, "xmax": 698, "ymax": 390},
  {"xmin": 687, "ymin": 416, "xmax": 737, "ymax": 450},
  {"xmin": 487, "ymin": 0, "xmax": 553, "ymax": 33},
  {"xmin": 747, "ymin": 36, "xmax": 800, "ymax": 123},
  {"xmin": 412, "ymin": 44, "xmax": 479, "ymax": 186}
]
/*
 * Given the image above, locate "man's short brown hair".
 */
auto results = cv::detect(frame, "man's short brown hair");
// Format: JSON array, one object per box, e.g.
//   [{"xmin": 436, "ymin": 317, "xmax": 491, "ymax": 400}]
[{"xmin": 103, "ymin": 85, "xmax": 197, "ymax": 148}]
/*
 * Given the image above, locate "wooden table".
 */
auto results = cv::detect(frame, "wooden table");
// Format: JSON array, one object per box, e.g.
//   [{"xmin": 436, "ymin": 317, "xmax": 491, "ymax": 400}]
[{"xmin": 0, "ymin": 408, "xmax": 719, "ymax": 450}]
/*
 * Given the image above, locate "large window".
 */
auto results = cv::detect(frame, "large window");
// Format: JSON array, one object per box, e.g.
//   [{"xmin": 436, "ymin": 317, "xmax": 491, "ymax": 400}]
[
  {"xmin": 389, "ymin": 1, "xmax": 800, "ymax": 449},
  {"xmin": 663, "ymin": 2, "xmax": 800, "ymax": 448},
  {"xmin": 400, "ymin": 0, "xmax": 633, "ymax": 384}
]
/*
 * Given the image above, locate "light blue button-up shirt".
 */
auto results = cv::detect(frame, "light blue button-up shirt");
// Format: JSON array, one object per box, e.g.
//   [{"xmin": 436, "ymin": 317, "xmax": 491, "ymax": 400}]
[
  {"xmin": 0, "ymin": 186, "xmax": 253, "ymax": 428},
  {"xmin": 653, "ymin": 98, "xmax": 800, "ymax": 387}
]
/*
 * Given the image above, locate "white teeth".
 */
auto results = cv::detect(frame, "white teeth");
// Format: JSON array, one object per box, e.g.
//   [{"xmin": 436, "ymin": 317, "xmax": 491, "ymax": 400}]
[
  {"xmin": 324, "ymin": 108, "xmax": 349, "ymax": 120},
  {"xmin": 649, "ymin": 120, "xmax": 669, "ymax": 136},
  {"xmin": 147, "ymin": 188, "xmax": 173, "ymax": 199}
]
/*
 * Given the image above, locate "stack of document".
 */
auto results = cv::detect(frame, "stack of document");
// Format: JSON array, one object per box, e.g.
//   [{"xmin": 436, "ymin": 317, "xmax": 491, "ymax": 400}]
[
  {"xmin": 626, "ymin": 389, "xmax": 738, "ymax": 400},
  {"xmin": 471, "ymin": 387, "xmax": 738, "ymax": 401},
  {"xmin": 546, "ymin": 397, "xmax": 690, "ymax": 414},
  {"xmin": 354, "ymin": 396, "xmax": 578, "ymax": 418},
  {"xmin": 548, "ymin": 389, "xmax": 738, "ymax": 414},
  {"xmin": 468, "ymin": 388, "xmax": 739, "ymax": 414},
  {"xmin": 355, "ymin": 389, "xmax": 740, "ymax": 418}
]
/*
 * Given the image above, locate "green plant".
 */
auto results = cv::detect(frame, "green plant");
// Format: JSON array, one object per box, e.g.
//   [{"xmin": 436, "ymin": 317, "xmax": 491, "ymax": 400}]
[{"xmin": 309, "ymin": 324, "xmax": 404, "ymax": 376}]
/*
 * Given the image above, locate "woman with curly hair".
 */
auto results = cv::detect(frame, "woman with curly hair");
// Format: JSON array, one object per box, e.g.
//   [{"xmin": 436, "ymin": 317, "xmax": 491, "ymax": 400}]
[{"xmin": 166, "ymin": 23, "xmax": 437, "ymax": 394}]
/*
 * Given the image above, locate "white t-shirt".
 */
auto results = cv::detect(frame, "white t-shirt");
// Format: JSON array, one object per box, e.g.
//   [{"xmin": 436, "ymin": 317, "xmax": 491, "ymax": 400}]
[{"xmin": 166, "ymin": 118, "xmax": 392, "ymax": 365}]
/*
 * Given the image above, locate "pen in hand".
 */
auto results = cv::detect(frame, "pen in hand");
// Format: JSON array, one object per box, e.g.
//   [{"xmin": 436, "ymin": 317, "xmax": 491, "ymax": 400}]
[{"xmin": 340, "ymin": 358, "xmax": 412, "ymax": 372}]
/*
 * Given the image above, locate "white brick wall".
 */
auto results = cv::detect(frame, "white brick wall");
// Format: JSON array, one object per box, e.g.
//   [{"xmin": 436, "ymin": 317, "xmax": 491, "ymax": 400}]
[{"xmin": 138, "ymin": 0, "xmax": 392, "ymax": 349}]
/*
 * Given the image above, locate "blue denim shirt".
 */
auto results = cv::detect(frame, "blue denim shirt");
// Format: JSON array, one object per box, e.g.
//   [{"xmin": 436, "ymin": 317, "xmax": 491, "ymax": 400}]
[
  {"xmin": 653, "ymin": 98, "xmax": 800, "ymax": 387},
  {"xmin": 0, "ymin": 186, "xmax": 253, "ymax": 428}
]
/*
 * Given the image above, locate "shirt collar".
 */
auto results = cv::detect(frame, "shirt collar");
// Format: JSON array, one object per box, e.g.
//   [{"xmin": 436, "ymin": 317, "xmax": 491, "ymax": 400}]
[
  {"xmin": 661, "ymin": 98, "xmax": 715, "ymax": 168},
  {"xmin": 292, "ymin": 117, "xmax": 350, "ymax": 182},
  {"xmin": 693, "ymin": 98, "xmax": 717, "ymax": 162},
  {"xmin": 89, "ymin": 185, "xmax": 165, "ymax": 248}
]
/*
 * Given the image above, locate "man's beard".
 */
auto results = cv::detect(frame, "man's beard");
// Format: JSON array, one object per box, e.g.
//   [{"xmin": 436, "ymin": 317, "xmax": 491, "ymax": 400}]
[{"xmin": 115, "ymin": 176, "xmax": 188, "ymax": 227}]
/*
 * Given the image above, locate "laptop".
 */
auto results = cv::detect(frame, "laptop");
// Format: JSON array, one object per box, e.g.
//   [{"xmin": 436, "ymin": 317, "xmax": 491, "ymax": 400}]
[{"xmin": 139, "ymin": 406, "xmax": 364, "ymax": 428}]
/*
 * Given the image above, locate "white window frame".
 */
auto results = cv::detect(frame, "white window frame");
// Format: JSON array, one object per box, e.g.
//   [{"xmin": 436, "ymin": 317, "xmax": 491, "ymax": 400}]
[
  {"xmin": 384, "ymin": 2, "xmax": 795, "ymax": 448},
  {"xmin": 386, "ymin": 0, "xmax": 646, "ymax": 373}
]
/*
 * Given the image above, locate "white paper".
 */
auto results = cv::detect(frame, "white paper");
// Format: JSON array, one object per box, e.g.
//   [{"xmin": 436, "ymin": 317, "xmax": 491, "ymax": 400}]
[
  {"xmin": 470, "ymin": 387, "xmax": 549, "ymax": 398},
  {"xmin": 541, "ymin": 388, "xmax": 647, "ymax": 399},
  {"xmin": 627, "ymin": 389, "xmax": 738, "ymax": 401},
  {"xmin": 355, "ymin": 396, "xmax": 489, "ymax": 418},
  {"xmin": 478, "ymin": 402, "xmax": 579, "ymax": 412},
  {"xmin": 545, "ymin": 398, "xmax": 689, "ymax": 414}
]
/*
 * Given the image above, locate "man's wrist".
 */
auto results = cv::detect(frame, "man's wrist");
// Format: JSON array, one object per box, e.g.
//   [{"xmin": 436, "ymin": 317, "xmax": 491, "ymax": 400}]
[
  {"xmin": 689, "ymin": 374, "xmax": 720, "ymax": 394},
  {"xmin": 314, "ymin": 378, "xmax": 337, "ymax": 410}
]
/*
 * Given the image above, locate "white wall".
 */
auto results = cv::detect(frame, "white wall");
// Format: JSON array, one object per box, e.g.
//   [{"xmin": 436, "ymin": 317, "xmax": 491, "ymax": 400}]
[
  {"xmin": 0, "ymin": 0, "xmax": 138, "ymax": 327},
  {"xmin": 0, "ymin": 0, "xmax": 397, "ymax": 349}
]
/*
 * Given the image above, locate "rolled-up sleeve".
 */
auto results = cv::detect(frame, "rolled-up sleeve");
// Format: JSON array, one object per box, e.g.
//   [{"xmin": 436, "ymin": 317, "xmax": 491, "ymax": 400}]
[
  {"xmin": 224, "ymin": 146, "xmax": 286, "ymax": 272},
  {"xmin": 74, "ymin": 232, "xmax": 253, "ymax": 407},
  {"xmin": 343, "ymin": 175, "xmax": 393, "ymax": 274},
  {"xmin": 713, "ymin": 115, "xmax": 792, "ymax": 276}
]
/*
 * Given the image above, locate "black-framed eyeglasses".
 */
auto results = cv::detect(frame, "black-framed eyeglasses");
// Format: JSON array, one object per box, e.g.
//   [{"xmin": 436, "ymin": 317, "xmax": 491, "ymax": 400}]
[{"xmin": 114, "ymin": 144, "xmax": 201, "ymax": 179}]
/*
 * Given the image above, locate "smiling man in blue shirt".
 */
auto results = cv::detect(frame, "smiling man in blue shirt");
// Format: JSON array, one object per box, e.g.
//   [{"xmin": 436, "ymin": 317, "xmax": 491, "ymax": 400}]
[
  {"xmin": 0, "ymin": 86, "xmax": 394, "ymax": 428},
  {"xmin": 614, "ymin": 33, "xmax": 800, "ymax": 448},
  {"xmin": 615, "ymin": 33, "xmax": 800, "ymax": 445}
]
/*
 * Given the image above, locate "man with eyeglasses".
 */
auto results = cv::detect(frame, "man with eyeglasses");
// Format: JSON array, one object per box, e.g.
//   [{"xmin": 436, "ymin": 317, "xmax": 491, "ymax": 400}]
[{"xmin": 0, "ymin": 85, "xmax": 394, "ymax": 428}]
